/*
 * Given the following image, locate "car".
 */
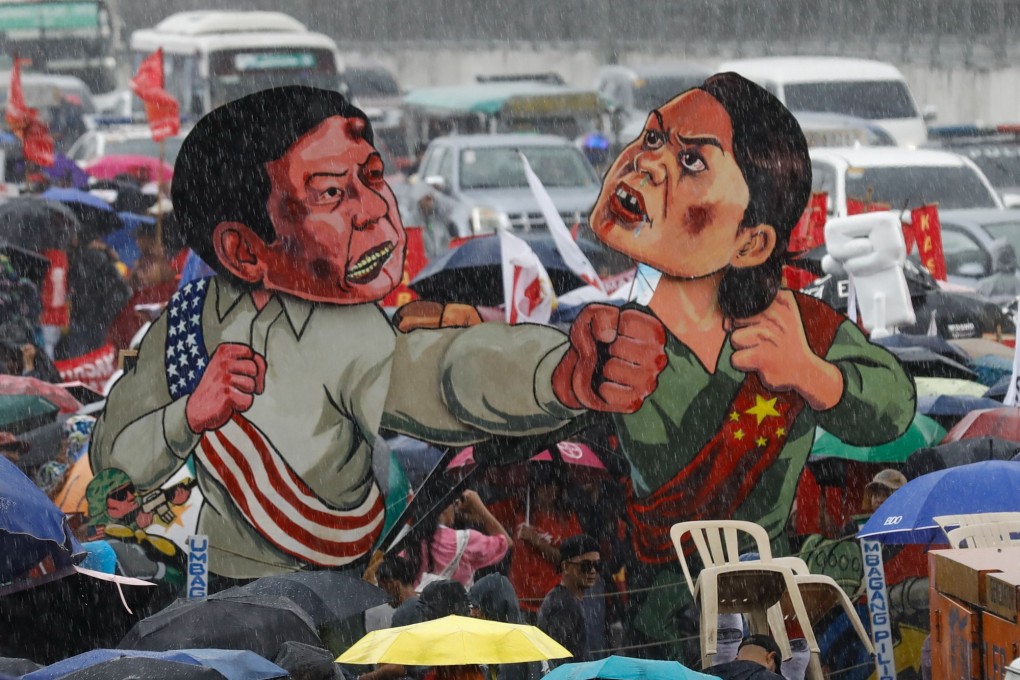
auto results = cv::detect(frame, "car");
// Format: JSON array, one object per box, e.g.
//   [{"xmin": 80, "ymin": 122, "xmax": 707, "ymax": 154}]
[
  {"xmin": 596, "ymin": 63, "xmax": 712, "ymax": 131},
  {"xmin": 66, "ymin": 125, "xmax": 190, "ymax": 168},
  {"xmin": 809, "ymin": 147, "xmax": 1004, "ymax": 218},
  {"xmin": 930, "ymin": 208, "xmax": 1020, "ymax": 288},
  {"xmin": 927, "ymin": 125, "xmax": 1020, "ymax": 208},
  {"xmin": 716, "ymin": 56, "xmax": 932, "ymax": 147}
]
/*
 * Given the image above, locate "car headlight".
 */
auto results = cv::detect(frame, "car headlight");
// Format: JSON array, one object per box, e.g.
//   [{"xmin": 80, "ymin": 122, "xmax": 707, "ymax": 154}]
[{"xmin": 469, "ymin": 207, "xmax": 511, "ymax": 235}]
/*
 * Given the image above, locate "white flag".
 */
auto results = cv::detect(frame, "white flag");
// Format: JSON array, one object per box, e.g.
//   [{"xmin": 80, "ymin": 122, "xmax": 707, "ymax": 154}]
[
  {"xmin": 519, "ymin": 152, "xmax": 606, "ymax": 293},
  {"xmin": 1005, "ymin": 297, "xmax": 1020, "ymax": 407},
  {"xmin": 500, "ymin": 229, "xmax": 554, "ymax": 325}
]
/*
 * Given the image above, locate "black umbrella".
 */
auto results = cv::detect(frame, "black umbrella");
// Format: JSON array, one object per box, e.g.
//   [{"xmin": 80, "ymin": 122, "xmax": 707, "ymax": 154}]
[
  {"xmin": 89, "ymin": 179, "xmax": 157, "ymax": 215},
  {"xmin": 118, "ymin": 593, "xmax": 322, "ymax": 659},
  {"xmin": 273, "ymin": 641, "xmax": 344, "ymax": 680},
  {"xmin": 0, "ymin": 658, "xmax": 41, "ymax": 676},
  {"xmin": 0, "ymin": 197, "xmax": 80, "ymax": 251},
  {"xmin": 900, "ymin": 436, "xmax": 1020, "ymax": 480},
  {"xmin": 41, "ymin": 188, "xmax": 123, "ymax": 242},
  {"xmin": 0, "ymin": 240, "xmax": 49, "ymax": 286},
  {"xmin": 409, "ymin": 233, "xmax": 609, "ymax": 306},
  {"xmin": 52, "ymin": 657, "xmax": 224, "ymax": 680},
  {"xmin": 885, "ymin": 346, "xmax": 978, "ymax": 381},
  {"xmin": 872, "ymin": 333, "xmax": 971, "ymax": 364},
  {"xmin": 235, "ymin": 571, "xmax": 389, "ymax": 627}
]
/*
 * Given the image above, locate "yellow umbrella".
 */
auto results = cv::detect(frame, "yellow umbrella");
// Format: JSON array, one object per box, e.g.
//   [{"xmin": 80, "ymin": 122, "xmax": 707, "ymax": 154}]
[
  {"xmin": 336, "ymin": 615, "xmax": 571, "ymax": 665},
  {"xmin": 914, "ymin": 377, "xmax": 989, "ymax": 399}
]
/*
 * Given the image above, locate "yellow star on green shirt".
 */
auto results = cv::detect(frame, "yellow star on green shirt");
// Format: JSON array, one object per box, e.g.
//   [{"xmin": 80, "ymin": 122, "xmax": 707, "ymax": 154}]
[{"xmin": 746, "ymin": 394, "xmax": 781, "ymax": 425}]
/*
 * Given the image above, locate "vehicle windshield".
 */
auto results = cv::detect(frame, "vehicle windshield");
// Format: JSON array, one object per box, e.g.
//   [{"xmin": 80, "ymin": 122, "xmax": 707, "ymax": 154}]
[
  {"xmin": 981, "ymin": 221, "xmax": 1020, "ymax": 260},
  {"xmin": 106, "ymin": 137, "xmax": 186, "ymax": 165},
  {"xmin": 459, "ymin": 146, "xmax": 598, "ymax": 190},
  {"xmin": 633, "ymin": 75, "xmax": 706, "ymax": 111},
  {"xmin": 961, "ymin": 146, "xmax": 1020, "ymax": 189},
  {"xmin": 844, "ymin": 165, "xmax": 999, "ymax": 211},
  {"xmin": 209, "ymin": 48, "xmax": 340, "ymax": 109},
  {"xmin": 346, "ymin": 68, "xmax": 400, "ymax": 98},
  {"xmin": 784, "ymin": 80, "xmax": 918, "ymax": 119}
]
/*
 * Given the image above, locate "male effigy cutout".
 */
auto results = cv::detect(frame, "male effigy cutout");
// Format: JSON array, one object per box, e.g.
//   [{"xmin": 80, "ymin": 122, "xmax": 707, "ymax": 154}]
[
  {"xmin": 91, "ymin": 87, "xmax": 668, "ymax": 583},
  {"xmin": 586, "ymin": 73, "xmax": 916, "ymax": 644}
]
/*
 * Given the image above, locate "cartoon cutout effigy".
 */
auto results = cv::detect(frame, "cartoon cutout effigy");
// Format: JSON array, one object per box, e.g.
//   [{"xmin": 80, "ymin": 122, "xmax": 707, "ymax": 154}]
[
  {"xmin": 91, "ymin": 87, "xmax": 668, "ymax": 583},
  {"xmin": 587, "ymin": 73, "xmax": 916, "ymax": 564}
]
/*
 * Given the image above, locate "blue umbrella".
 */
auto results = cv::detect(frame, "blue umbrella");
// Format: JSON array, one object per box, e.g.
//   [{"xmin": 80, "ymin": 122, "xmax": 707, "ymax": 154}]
[
  {"xmin": 917, "ymin": 395, "xmax": 1004, "ymax": 418},
  {"xmin": 103, "ymin": 212, "xmax": 155, "ymax": 269},
  {"xmin": 543, "ymin": 655, "xmax": 714, "ymax": 680},
  {"xmin": 968, "ymin": 354, "xmax": 1014, "ymax": 387},
  {"xmin": 0, "ymin": 456, "xmax": 85, "ymax": 594},
  {"xmin": 985, "ymin": 374, "xmax": 1010, "ymax": 401},
  {"xmin": 857, "ymin": 460, "xmax": 1020, "ymax": 544},
  {"xmin": 873, "ymin": 333, "xmax": 970, "ymax": 364},
  {"xmin": 41, "ymin": 187, "xmax": 123, "ymax": 240},
  {"xmin": 22, "ymin": 648, "xmax": 287, "ymax": 680},
  {"xmin": 42, "ymin": 155, "xmax": 89, "ymax": 190},
  {"xmin": 387, "ymin": 434, "xmax": 446, "ymax": 490}
]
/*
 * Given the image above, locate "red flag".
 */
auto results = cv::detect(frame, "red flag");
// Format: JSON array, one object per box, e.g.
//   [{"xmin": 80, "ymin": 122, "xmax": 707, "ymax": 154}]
[
  {"xmin": 901, "ymin": 221, "xmax": 916, "ymax": 256},
  {"xmin": 130, "ymin": 49, "xmax": 180, "ymax": 142},
  {"xmin": 912, "ymin": 204, "xmax": 947, "ymax": 281},
  {"xmin": 789, "ymin": 192, "xmax": 828, "ymax": 252},
  {"xmin": 846, "ymin": 198, "xmax": 891, "ymax": 215},
  {"xmin": 6, "ymin": 58, "xmax": 55, "ymax": 167},
  {"xmin": 382, "ymin": 227, "xmax": 427, "ymax": 308}
]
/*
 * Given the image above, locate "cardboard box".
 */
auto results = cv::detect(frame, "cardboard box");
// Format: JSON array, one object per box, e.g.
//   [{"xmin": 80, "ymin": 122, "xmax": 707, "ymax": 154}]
[
  {"xmin": 931, "ymin": 590, "xmax": 982, "ymax": 680},
  {"xmin": 986, "ymin": 570, "xmax": 1020, "ymax": 623},
  {"xmin": 929, "ymin": 547, "xmax": 1020, "ymax": 609},
  {"xmin": 983, "ymin": 611, "xmax": 1020, "ymax": 680}
]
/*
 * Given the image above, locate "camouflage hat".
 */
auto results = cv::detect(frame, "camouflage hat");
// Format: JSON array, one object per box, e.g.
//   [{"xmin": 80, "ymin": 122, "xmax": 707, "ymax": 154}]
[{"xmin": 86, "ymin": 468, "xmax": 134, "ymax": 519}]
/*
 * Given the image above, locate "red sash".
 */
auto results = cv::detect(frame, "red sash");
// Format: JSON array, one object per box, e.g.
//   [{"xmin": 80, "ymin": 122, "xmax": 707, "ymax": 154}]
[{"xmin": 626, "ymin": 294, "xmax": 846, "ymax": 565}]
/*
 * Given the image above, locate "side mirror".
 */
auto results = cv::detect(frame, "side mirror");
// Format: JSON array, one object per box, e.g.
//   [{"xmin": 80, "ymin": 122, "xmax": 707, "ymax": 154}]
[
  {"xmin": 424, "ymin": 175, "xmax": 449, "ymax": 194},
  {"xmin": 958, "ymin": 262, "xmax": 987, "ymax": 277},
  {"xmin": 1003, "ymin": 192, "xmax": 1020, "ymax": 209},
  {"xmin": 923, "ymin": 104, "xmax": 939, "ymax": 123}
]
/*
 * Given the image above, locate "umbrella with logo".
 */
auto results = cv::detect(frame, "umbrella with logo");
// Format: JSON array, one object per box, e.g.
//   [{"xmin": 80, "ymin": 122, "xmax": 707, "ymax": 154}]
[
  {"xmin": 944, "ymin": 407, "xmax": 1020, "ymax": 443},
  {"xmin": 543, "ymin": 656, "xmax": 714, "ymax": 680},
  {"xmin": 857, "ymin": 460, "xmax": 1020, "ymax": 544},
  {"xmin": 810, "ymin": 413, "xmax": 946, "ymax": 464},
  {"xmin": 336, "ymin": 614, "xmax": 571, "ymax": 665},
  {"xmin": 409, "ymin": 233, "xmax": 608, "ymax": 306}
]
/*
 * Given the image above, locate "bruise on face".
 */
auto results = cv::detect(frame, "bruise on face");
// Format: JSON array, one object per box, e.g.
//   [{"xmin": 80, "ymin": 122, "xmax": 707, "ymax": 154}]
[{"xmin": 684, "ymin": 204, "xmax": 715, "ymax": 235}]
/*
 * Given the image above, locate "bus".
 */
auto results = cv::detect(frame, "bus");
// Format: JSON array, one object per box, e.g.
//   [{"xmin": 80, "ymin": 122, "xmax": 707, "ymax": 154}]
[
  {"xmin": 0, "ymin": 0, "xmax": 119, "ymax": 93},
  {"xmin": 129, "ymin": 11, "xmax": 346, "ymax": 120}
]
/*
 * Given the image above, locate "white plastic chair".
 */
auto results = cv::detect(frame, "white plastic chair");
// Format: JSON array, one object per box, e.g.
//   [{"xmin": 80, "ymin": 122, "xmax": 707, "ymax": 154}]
[
  {"xmin": 945, "ymin": 520, "xmax": 1020, "ymax": 548},
  {"xmin": 934, "ymin": 512, "xmax": 1020, "ymax": 540},
  {"xmin": 670, "ymin": 520, "xmax": 820, "ymax": 670}
]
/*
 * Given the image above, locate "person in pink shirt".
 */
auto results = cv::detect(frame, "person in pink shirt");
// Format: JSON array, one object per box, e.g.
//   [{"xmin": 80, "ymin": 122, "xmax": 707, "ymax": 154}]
[{"xmin": 408, "ymin": 490, "xmax": 512, "ymax": 590}]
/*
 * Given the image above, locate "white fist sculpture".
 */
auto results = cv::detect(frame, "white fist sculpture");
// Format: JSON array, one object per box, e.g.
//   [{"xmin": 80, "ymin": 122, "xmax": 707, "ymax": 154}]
[{"xmin": 822, "ymin": 212, "xmax": 916, "ymax": 334}]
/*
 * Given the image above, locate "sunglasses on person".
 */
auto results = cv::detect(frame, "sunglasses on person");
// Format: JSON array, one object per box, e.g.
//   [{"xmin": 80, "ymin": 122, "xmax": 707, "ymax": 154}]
[
  {"xmin": 108, "ymin": 484, "xmax": 136, "ymax": 502},
  {"xmin": 566, "ymin": 559, "xmax": 601, "ymax": 573}
]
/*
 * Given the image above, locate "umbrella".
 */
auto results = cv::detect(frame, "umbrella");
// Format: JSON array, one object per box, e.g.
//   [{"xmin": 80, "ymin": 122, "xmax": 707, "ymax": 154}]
[
  {"xmin": 43, "ymin": 155, "xmax": 89, "ymax": 190},
  {"xmin": 85, "ymin": 155, "xmax": 174, "ymax": 185},
  {"xmin": 28, "ymin": 657, "xmax": 225, "ymax": 680},
  {"xmin": 985, "ymin": 375, "xmax": 1011, "ymax": 401},
  {"xmin": 810, "ymin": 413, "xmax": 946, "ymax": 463},
  {"xmin": 968, "ymin": 354, "xmax": 1014, "ymax": 387},
  {"xmin": 89, "ymin": 179, "xmax": 156, "ymax": 214},
  {"xmin": 0, "ymin": 197, "xmax": 80, "ymax": 251},
  {"xmin": 22, "ymin": 649, "xmax": 287, "ymax": 680},
  {"xmin": 0, "ymin": 394, "xmax": 60, "ymax": 434},
  {"xmin": 387, "ymin": 435, "xmax": 446, "ymax": 490},
  {"xmin": 543, "ymin": 656, "xmax": 714, "ymax": 680},
  {"xmin": 0, "ymin": 658, "xmax": 41, "ymax": 675},
  {"xmin": 914, "ymin": 377, "xmax": 990, "ymax": 399},
  {"xmin": 449, "ymin": 442, "xmax": 607, "ymax": 471},
  {"xmin": 873, "ymin": 333, "xmax": 971, "ymax": 364},
  {"xmin": 951, "ymin": 338, "xmax": 1015, "ymax": 360},
  {"xmin": 0, "ymin": 375, "xmax": 82, "ymax": 414},
  {"xmin": 235, "ymin": 571, "xmax": 389, "ymax": 628},
  {"xmin": 0, "ymin": 240, "xmax": 49, "ymax": 286},
  {"xmin": 944, "ymin": 407, "xmax": 1020, "ymax": 443},
  {"xmin": 900, "ymin": 437, "xmax": 1020, "ymax": 480},
  {"xmin": 409, "ymin": 234, "xmax": 606, "ymax": 306},
  {"xmin": 884, "ymin": 346, "xmax": 977, "ymax": 381},
  {"xmin": 336, "ymin": 614, "xmax": 571, "ymax": 665},
  {"xmin": 118, "ymin": 593, "xmax": 323, "ymax": 659},
  {"xmin": 271, "ymin": 641, "xmax": 340, "ymax": 680},
  {"xmin": 857, "ymin": 460, "xmax": 1020, "ymax": 544},
  {"xmin": 0, "ymin": 455, "xmax": 84, "ymax": 593},
  {"xmin": 102, "ymin": 212, "xmax": 156, "ymax": 270},
  {"xmin": 41, "ymin": 187, "xmax": 123, "ymax": 241},
  {"xmin": 917, "ymin": 395, "xmax": 1004, "ymax": 419}
]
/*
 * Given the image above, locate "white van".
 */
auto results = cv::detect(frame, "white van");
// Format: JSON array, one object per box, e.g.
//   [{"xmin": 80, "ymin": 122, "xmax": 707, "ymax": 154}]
[{"xmin": 716, "ymin": 57, "xmax": 930, "ymax": 148}]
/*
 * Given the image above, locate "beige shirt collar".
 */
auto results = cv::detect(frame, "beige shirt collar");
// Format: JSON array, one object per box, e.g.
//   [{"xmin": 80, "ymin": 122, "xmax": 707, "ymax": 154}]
[{"xmin": 212, "ymin": 277, "xmax": 316, "ymax": 340}]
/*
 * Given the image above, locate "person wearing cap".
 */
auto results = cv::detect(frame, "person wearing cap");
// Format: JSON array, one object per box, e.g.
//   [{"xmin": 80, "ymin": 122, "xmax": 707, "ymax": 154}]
[
  {"xmin": 863, "ymin": 468, "xmax": 907, "ymax": 514},
  {"xmin": 537, "ymin": 534, "xmax": 600, "ymax": 666},
  {"xmin": 704, "ymin": 634, "xmax": 784, "ymax": 679}
]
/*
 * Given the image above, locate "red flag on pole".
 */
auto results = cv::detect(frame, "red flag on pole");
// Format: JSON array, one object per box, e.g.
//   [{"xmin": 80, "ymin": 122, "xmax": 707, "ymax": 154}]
[
  {"xmin": 789, "ymin": 192, "xmax": 828, "ymax": 252},
  {"xmin": 130, "ymin": 48, "xmax": 180, "ymax": 141},
  {"xmin": 912, "ymin": 204, "xmax": 947, "ymax": 281},
  {"xmin": 6, "ymin": 58, "xmax": 55, "ymax": 167}
]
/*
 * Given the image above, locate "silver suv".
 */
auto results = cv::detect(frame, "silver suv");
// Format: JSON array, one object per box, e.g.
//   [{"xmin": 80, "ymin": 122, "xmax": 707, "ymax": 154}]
[{"xmin": 408, "ymin": 134, "xmax": 601, "ymax": 241}]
